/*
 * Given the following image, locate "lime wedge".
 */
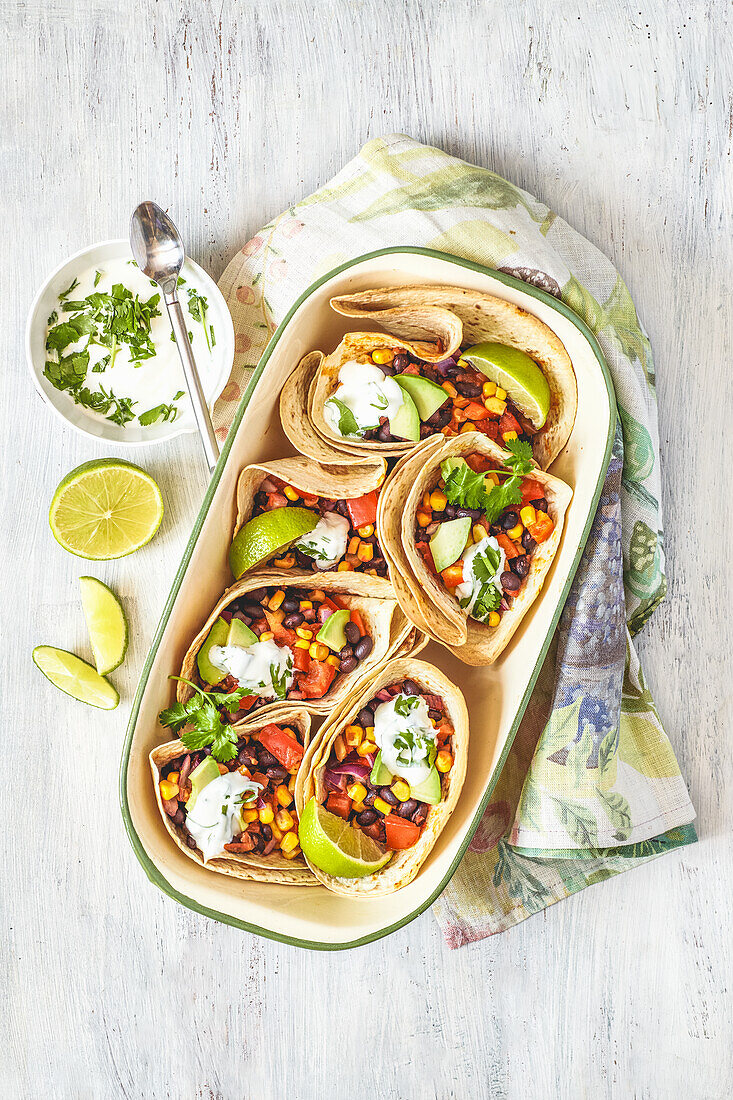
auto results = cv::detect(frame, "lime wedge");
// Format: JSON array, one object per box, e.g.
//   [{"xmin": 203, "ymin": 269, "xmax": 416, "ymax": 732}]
[
  {"xmin": 79, "ymin": 577, "xmax": 128, "ymax": 675},
  {"xmin": 298, "ymin": 798, "xmax": 392, "ymax": 878},
  {"xmin": 49, "ymin": 459, "xmax": 164, "ymax": 560},
  {"xmin": 459, "ymin": 342, "xmax": 551, "ymax": 428},
  {"xmin": 32, "ymin": 646, "xmax": 119, "ymax": 710},
  {"xmin": 229, "ymin": 507, "xmax": 318, "ymax": 578}
]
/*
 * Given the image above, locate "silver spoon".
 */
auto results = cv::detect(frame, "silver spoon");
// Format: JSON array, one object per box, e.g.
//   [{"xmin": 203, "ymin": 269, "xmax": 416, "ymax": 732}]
[{"xmin": 130, "ymin": 201, "xmax": 220, "ymax": 471}]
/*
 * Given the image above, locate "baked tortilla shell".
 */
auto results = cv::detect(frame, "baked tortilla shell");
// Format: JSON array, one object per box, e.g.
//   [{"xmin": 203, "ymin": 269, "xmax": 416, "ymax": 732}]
[{"xmin": 296, "ymin": 657, "xmax": 468, "ymax": 897}]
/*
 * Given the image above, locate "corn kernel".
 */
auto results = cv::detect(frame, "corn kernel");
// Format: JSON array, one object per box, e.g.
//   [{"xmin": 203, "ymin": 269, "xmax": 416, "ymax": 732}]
[
  {"xmin": 364, "ymin": 726, "xmax": 375, "ymax": 739},
  {"xmin": 275, "ymin": 808, "xmax": 294, "ymax": 831},
  {"xmin": 159, "ymin": 780, "xmax": 179, "ymax": 801},
  {"xmin": 268, "ymin": 589, "xmax": 285, "ymax": 611},
  {"xmin": 347, "ymin": 782, "xmax": 367, "ymax": 803},
  {"xmin": 309, "ymin": 642, "xmax": 329, "ymax": 661},
  {"xmin": 507, "ymin": 523, "xmax": 523, "ymax": 541},
  {"xmin": 337, "ymin": 561, "xmax": 352, "ymax": 571},
  {"xmin": 502, "ymin": 430, "xmax": 519, "ymax": 443},
  {"xmin": 276, "ymin": 785, "xmax": 293, "ymax": 807},
  {"xmin": 352, "ymin": 800, "xmax": 367, "ymax": 814},
  {"xmin": 237, "ymin": 764, "xmax": 251, "ymax": 778},
  {"xmin": 280, "ymin": 831, "xmax": 300, "ymax": 853},
  {"xmin": 344, "ymin": 724, "xmax": 364, "ymax": 747},
  {"xmin": 357, "ymin": 739, "xmax": 378, "ymax": 757},
  {"xmin": 460, "ymin": 422, "xmax": 476, "ymax": 434},
  {"xmin": 294, "ymin": 639, "xmax": 310, "ymax": 650},
  {"xmin": 391, "ymin": 780, "xmax": 411, "ymax": 802},
  {"xmin": 488, "ymin": 611, "xmax": 501, "ymax": 628},
  {"xmin": 311, "ymin": 590, "xmax": 326, "ymax": 602},
  {"xmin": 372, "ymin": 348, "xmax": 395, "ymax": 365},
  {"xmin": 357, "ymin": 524, "xmax": 374, "ymax": 538},
  {"xmin": 348, "ymin": 536, "xmax": 360, "ymax": 556},
  {"xmin": 326, "ymin": 655, "xmax": 341, "ymax": 669},
  {"xmin": 472, "ymin": 524, "xmax": 486, "ymax": 543},
  {"xmin": 240, "ymin": 808, "xmax": 259, "ymax": 824},
  {"xmin": 436, "ymin": 750, "xmax": 453, "ymax": 773},
  {"xmin": 295, "ymin": 626, "xmax": 312, "ymax": 640},
  {"xmin": 282, "ymin": 844, "xmax": 301, "ymax": 859},
  {"xmin": 422, "ymin": 491, "xmax": 431, "ymax": 508},
  {"xmin": 299, "ymin": 600, "xmax": 312, "ymax": 610},
  {"xmin": 270, "ymin": 821, "xmax": 283, "ymax": 841},
  {"xmin": 283, "ymin": 485, "xmax": 300, "ymax": 501},
  {"xmin": 430, "ymin": 490, "xmax": 447, "ymax": 511},
  {"xmin": 441, "ymin": 380, "xmax": 458, "ymax": 397},
  {"xmin": 485, "ymin": 396, "xmax": 507, "ymax": 416},
  {"xmin": 417, "ymin": 511, "xmax": 432, "ymax": 527},
  {"xmin": 258, "ymin": 803, "xmax": 274, "ymax": 824},
  {"xmin": 357, "ymin": 542, "xmax": 374, "ymax": 562},
  {"xmin": 495, "ymin": 387, "xmax": 507, "ymax": 401},
  {"xmin": 373, "ymin": 796, "xmax": 392, "ymax": 816},
  {"xmin": 334, "ymin": 734, "xmax": 347, "ymax": 761},
  {"xmin": 258, "ymin": 630, "xmax": 275, "ymax": 642},
  {"xmin": 520, "ymin": 505, "xmax": 537, "ymax": 527},
  {"xmin": 273, "ymin": 553, "xmax": 295, "ymax": 568},
  {"xmin": 482, "ymin": 380, "xmax": 497, "ymax": 397},
  {"xmin": 166, "ymin": 771, "xmax": 180, "ymax": 785},
  {"xmin": 486, "ymin": 471, "xmax": 500, "ymax": 486},
  {"xmin": 288, "ymin": 774, "xmax": 298, "ymax": 793}
]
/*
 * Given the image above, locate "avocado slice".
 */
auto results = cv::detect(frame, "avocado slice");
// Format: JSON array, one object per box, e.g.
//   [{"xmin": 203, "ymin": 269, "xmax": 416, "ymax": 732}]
[
  {"xmin": 429, "ymin": 517, "xmax": 472, "ymax": 573},
  {"xmin": 409, "ymin": 765, "xmax": 442, "ymax": 806},
  {"xmin": 369, "ymin": 750, "xmax": 393, "ymax": 786},
  {"xmin": 394, "ymin": 373, "xmax": 449, "ymax": 421},
  {"xmin": 196, "ymin": 615, "xmax": 230, "ymax": 686},
  {"xmin": 316, "ymin": 608, "xmax": 351, "ymax": 653},
  {"xmin": 388, "ymin": 388, "xmax": 420, "ymax": 442},
  {"xmin": 186, "ymin": 756, "xmax": 221, "ymax": 813},
  {"xmin": 227, "ymin": 617, "xmax": 258, "ymax": 648}
]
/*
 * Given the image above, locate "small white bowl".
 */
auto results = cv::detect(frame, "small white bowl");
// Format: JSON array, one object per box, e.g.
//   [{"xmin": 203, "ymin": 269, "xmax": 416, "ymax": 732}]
[{"xmin": 26, "ymin": 239, "xmax": 234, "ymax": 446}]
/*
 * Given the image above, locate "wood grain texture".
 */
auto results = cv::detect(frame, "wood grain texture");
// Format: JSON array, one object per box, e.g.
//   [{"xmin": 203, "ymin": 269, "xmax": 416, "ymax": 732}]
[{"xmin": 2, "ymin": 0, "xmax": 731, "ymax": 1097}]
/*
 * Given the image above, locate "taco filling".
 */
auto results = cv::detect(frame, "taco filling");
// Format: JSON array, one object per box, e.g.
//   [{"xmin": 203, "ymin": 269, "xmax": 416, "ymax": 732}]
[
  {"xmin": 193, "ymin": 585, "xmax": 375, "ymax": 717},
  {"xmin": 156, "ymin": 723, "xmax": 304, "ymax": 863},
  {"xmin": 311, "ymin": 679, "xmax": 455, "ymax": 855},
  {"xmin": 237, "ymin": 473, "xmax": 387, "ymax": 576},
  {"xmin": 414, "ymin": 446, "xmax": 555, "ymax": 628},
  {"xmin": 323, "ymin": 342, "xmax": 547, "ymax": 449}
]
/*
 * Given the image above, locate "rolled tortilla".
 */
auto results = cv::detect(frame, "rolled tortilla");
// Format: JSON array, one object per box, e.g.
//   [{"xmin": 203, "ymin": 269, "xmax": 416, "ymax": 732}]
[
  {"xmin": 380, "ymin": 432, "xmax": 573, "ymax": 665},
  {"xmin": 150, "ymin": 706, "xmax": 317, "ymax": 885},
  {"xmin": 295, "ymin": 657, "xmax": 468, "ymax": 898}
]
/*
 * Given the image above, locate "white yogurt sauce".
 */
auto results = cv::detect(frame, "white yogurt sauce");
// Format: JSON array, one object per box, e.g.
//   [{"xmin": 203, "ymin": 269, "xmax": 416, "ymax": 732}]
[
  {"xmin": 44, "ymin": 257, "xmax": 215, "ymax": 427},
  {"xmin": 455, "ymin": 535, "xmax": 506, "ymax": 623},
  {"xmin": 373, "ymin": 694, "xmax": 436, "ymax": 785},
  {"xmin": 209, "ymin": 638, "xmax": 293, "ymax": 700},
  {"xmin": 185, "ymin": 771, "xmax": 262, "ymax": 862},
  {"xmin": 324, "ymin": 361, "xmax": 405, "ymax": 437},
  {"xmin": 295, "ymin": 511, "xmax": 350, "ymax": 567}
]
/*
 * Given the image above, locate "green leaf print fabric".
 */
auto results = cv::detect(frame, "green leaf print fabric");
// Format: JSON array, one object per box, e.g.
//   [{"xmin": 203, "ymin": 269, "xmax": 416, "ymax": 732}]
[{"xmin": 215, "ymin": 134, "xmax": 696, "ymax": 947}]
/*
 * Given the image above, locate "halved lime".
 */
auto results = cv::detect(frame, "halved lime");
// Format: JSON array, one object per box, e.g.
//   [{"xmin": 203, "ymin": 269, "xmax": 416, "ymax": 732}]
[
  {"xmin": 298, "ymin": 798, "xmax": 392, "ymax": 878},
  {"xmin": 459, "ymin": 342, "xmax": 551, "ymax": 428},
  {"xmin": 32, "ymin": 646, "xmax": 119, "ymax": 710},
  {"xmin": 79, "ymin": 577, "xmax": 128, "ymax": 675},
  {"xmin": 229, "ymin": 507, "xmax": 318, "ymax": 578},
  {"xmin": 49, "ymin": 459, "xmax": 164, "ymax": 560}
]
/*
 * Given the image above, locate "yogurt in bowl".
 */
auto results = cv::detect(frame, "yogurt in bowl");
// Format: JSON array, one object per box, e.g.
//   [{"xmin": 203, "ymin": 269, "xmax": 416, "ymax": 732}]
[{"xmin": 26, "ymin": 239, "xmax": 234, "ymax": 445}]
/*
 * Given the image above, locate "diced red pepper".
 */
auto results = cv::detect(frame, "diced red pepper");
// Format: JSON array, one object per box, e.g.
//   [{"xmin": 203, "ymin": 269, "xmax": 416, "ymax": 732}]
[
  {"xmin": 440, "ymin": 562, "xmax": 464, "ymax": 589},
  {"xmin": 464, "ymin": 401, "xmax": 490, "ymax": 422},
  {"xmin": 298, "ymin": 660, "xmax": 337, "ymax": 699},
  {"xmin": 292, "ymin": 647, "xmax": 310, "ymax": 673},
  {"xmin": 258, "ymin": 724, "xmax": 304, "ymax": 770},
  {"xmin": 384, "ymin": 814, "xmax": 421, "ymax": 850},
  {"xmin": 237, "ymin": 695, "xmax": 258, "ymax": 712},
  {"xmin": 263, "ymin": 608, "xmax": 297, "ymax": 648},
  {"xmin": 499, "ymin": 410, "xmax": 522, "ymax": 438},
  {"xmin": 326, "ymin": 793, "xmax": 351, "ymax": 820},
  {"xmin": 528, "ymin": 511, "xmax": 555, "ymax": 544},
  {"xmin": 349, "ymin": 610, "xmax": 366, "ymax": 637},
  {"xmin": 345, "ymin": 492, "xmax": 378, "ymax": 530},
  {"xmin": 496, "ymin": 532, "xmax": 520, "ymax": 560},
  {"xmin": 520, "ymin": 478, "xmax": 545, "ymax": 505}
]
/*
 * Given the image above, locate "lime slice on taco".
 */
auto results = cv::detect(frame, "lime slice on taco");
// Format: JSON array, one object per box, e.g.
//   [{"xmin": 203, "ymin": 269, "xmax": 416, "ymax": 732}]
[
  {"xmin": 229, "ymin": 507, "xmax": 319, "ymax": 578},
  {"xmin": 459, "ymin": 342, "xmax": 551, "ymax": 428},
  {"xmin": 298, "ymin": 798, "xmax": 391, "ymax": 878}
]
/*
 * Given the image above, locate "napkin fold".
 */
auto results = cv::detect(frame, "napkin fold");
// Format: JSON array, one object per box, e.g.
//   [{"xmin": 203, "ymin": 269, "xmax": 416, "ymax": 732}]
[{"xmin": 216, "ymin": 134, "xmax": 696, "ymax": 947}]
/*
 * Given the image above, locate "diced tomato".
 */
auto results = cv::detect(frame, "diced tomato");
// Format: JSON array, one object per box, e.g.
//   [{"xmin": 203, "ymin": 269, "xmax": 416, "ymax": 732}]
[
  {"xmin": 440, "ymin": 562, "xmax": 464, "ymax": 589},
  {"xmin": 263, "ymin": 608, "xmax": 297, "ymax": 648},
  {"xmin": 292, "ymin": 647, "xmax": 310, "ymax": 673},
  {"xmin": 384, "ymin": 814, "xmax": 421, "ymax": 850},
  {"xmin": 326, "ymin": 793, "xmax": 351, "ymax": 820},
  {"xmin": 349, "ymin": 610, "xmax": 366, "ymax": 637},
  {"xmin": 345, "ymin": 491, "xmax": 378, "ymax": 530},
  {"xmin": 464, "ymin": 401, "xmax": 490, "ymax": 422},
  {"xmin": 251, "ymin": 770, "xmax": 268, "ymax": 789},
  {"xmin": 499, "ymin": 410, "xmax": 522, "ymax": 438},
  {"xmin": 258, "ymin": 724, "xmax": 304, "ymax": 770},
  {"xmin": 298, "ymin": 660, "xmax": 337, "ymax": 699},
  {"xmin": 520, "ymin": 478, "xmax": 545, "ymax": 504},
  {"xmin": 237, "ymin": 695, "xmax": 258, "ymax": 712},
  {"xmin": 474, "ymin": 418, "xmax": 500, "ymax": 441},
  {"xmin": 401, "ymin": 361, "xmax": 420, "ymax": 375},
  {"xmin": 496, "ymin": 532, "xmax": 520, "ymax": 560},
  {"xmin": 266, "ymin": 492, "xmax": 289, "ymax": 509}
]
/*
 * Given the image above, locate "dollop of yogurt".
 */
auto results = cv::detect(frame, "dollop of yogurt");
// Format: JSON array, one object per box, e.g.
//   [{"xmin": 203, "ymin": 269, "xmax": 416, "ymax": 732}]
[
  {"xmin": 374, "ymin": 693, "xmax": 436, "ymax": 785},
  {"xmin": 209, "ymin": 638, "xmax": 293, "ymax": 700},
  {"xmin": 295, "ymin": 511, "xmax": 350, "ymax": 567},
  {"xmin": 185, "ymin": 772, "xmax": 262, "ymax": 862},
  {"xmin": 455, "ymin": 535, "xmax": 506, "ymax": 623},
  {"xmin": 324, "ymin": 361, "xmax": 405, "ymax": 437}
]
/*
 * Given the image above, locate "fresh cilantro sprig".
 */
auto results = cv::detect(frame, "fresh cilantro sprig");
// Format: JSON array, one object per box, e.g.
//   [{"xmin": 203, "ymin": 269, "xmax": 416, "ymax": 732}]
[
  {"xmin": 187, "ymin": 288, "xmax": 215, "ymax": 353},
  {"xmin": 138, "ymin": 391, "xmax": 185, "ymax": 426},
  {"xmin": 394, "ymin": 694, "xmax": 419, "ymax": 718},
  {"xmin": 441, "ymin": 439, "xmax": 536, "ymax": 525},
  {"xmin": 462, "ymin": 543, "xmax": 504, "ymax": 621},
  {"xmin": 158, "ymin": 676, "xmax": 253, "ymax": 762}
]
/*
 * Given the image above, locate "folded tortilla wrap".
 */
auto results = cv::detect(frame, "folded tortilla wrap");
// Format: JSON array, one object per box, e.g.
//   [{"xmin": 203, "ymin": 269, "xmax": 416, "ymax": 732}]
[{"xmin": 295, "ymin": 657, "xmax": 468, "ymax": 897}]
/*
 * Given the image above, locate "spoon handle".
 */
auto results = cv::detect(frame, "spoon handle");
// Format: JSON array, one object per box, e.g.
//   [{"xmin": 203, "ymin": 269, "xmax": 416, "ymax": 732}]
[{"xmin": 165, "ymin": 291, "xmax": 220, "ymax": 472}]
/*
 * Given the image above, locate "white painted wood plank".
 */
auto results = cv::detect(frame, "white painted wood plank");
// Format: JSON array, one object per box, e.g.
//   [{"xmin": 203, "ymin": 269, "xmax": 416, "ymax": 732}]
[{"xmin": 2, "ymin": 0, "xmax": 731, "ymax": 1096}]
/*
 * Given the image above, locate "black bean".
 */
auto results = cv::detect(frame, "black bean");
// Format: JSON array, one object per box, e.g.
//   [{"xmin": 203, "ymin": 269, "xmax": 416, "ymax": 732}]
[
  {"xmin": 375, "ymin": 362, "xmax": 395, "ymax": 377},
  {"xmin": 412, "ymin": 804, "xmax": 429, "ymax": 826},
  {"xmin": 392, "ymin": 354, "xmax": 410, "ymax": 372},
  {"xmin": 294, "ymin": 550, "xmax": 315, "ymax": 569},
  {"xmin": 501, "ymin": 511, "xmax": 519, "ymax": 530},
  {"xmin": 186, "ymin": 835, "xmax": 198, "ymax": 849},
  {"xmin": 281, "ymin": 596, "xmax": 300, "ymax": 613},
  {"xmin": 377, "ymin": 422, "xmax": 392, "ymax": 442},
  {"xmin": 344, "ymin": 621, "xmax": 360, "ymax": 645},
  {"xmin": 238, "ymin": 746, "xmax": 258, "ymax": 768},
  {"xmin": 363, "ymin": 789, "xmax": 377, "ymax": 806},
  {"xmin": 397, "ymin": 798, "xmax": 418, "ymax": 819},
  {"xmin": 340, "ymin": 656, "xmax": 357, "ymax": 674},
  {"xmin": 353, "ymin": 636, "xmax": 373, "ymax": 661},
  {"xmin": 357, "ymin": 707, "xmax": 374, "ymax": 727},
  {"xmin": 428, "ymin": 709, "xmax": 442, "ymax": 721},
  {"xmin": 248, "ymin": 587, "xmax": 268, "ymax": 602},
  {"xmin": 242, "ymin": 600, "xmax": 264, "ymax": 618},
  {"xmin": 202, "ymin": 746, "xmax": 212, "ymax": 755},
  {"xmin": 261, "ymin": 824, "xmax": 273, "ymax": 841},
  {"xmin": 530, "ymin": 497, "xmax": 548, "ymax": 513},
  {"xmin": 339, "ymin": 645, "xmax": 354, "ymax": 662},
  {"xmin": 501, "ymin": 570, "xmax": 522, "ymax": 592},
  {"xmin": 456, "ymin": 507, "xmax": 482, "ymax": 520},
  {"xmin": 402, "ymin": 679, "xmax": 419, "ymax": 696},
  {"xmin": 266, "ymin": 765, "xmax": 289, "ymax": 781},
  {"xmin": 522, "ymin": 530, "xmax": 537, "ymax": 554},
  {"xmin": 511, "ymin": 554, "xmax": 530, "ymax": 579},
  {"xmin": 444, "ymin": 504, "xmax": 457, "ymax": 519},
  {"xmin": 367, "ymin": 697, "xmax": 381, "ymax": 712},
  {"xmin": 283, "ymin": 612, "xmax": 304, "ymax": 628},
  {"xmin": 357, "ymin": 810, "xmax": 378, "ymax": 826},
  {"xmin": 172, "ymin": 808, "xmax": 185, "ymax": 826},
  {"xmin": 379, "ymin": 787, "xmax": 399, "ymax": 807},
  {"xmin": 252, "ymin": 834, "xmax": 265, "ymax": 854},
  {"xmin": 257, "ymin": 748, "xmax": 278, "ymax": 768},
  {"xmin": 455, "ymin": 380, "xmax": 482, "ymax": 397}
]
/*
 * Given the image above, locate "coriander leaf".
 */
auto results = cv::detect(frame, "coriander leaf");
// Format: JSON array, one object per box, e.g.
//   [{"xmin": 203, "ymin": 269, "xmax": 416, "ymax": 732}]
[
  {"xmin": 177, "ymin": 275, "xmax": 186, "ymax": 287},
  {"xmin": 180, "ymin": 726, "xmax": 219, "ymax": 751},
  {"xmin": 503, "ymin": 437, "xmax": 534, "ymax": 476},
  {"xmin": 327, "ymin": 397, "xmax": 361, "ymax": 437},
  {"xmin": 483, "ymin": 477, "xmax": 523, "ymax": 525},
  {"xmin": 187, "ymin": 288, "xmax": 212, "ymax": 352},
  {"xmin": 46, "ymin": 321, "xmax": 85, "ymax": 354},
  {"xmin": 94, "ymin": 270, "xmax": 103, "ymax": 287},
  {"xmin": 210, "ymin": 325, "xmax": 216, "ymax": 348},
  {"xmin": 210, "ymin": 730, "xmax": 238, "ymax": 762},
  {"xmin": 394, "ymin": 694, "xmax": 419, "ymax": 717},
  {"xmin": 47, "ymin": 311, "xmax": 58, "ymax": 326},
  {"xmin": 472, "ymin": 544, "xmax": 503, "ymax": 580},
  {"xmin": 43, "ymin": 350, "xmax": 89, "ymax": 392},
  {"xmin": 158, "ymin": 697, "xmax": 201, "ymax": 734},
  {"xmin": 58, "ymin": 276, "xmax": 79, "ymax": 300},
  {"xmin": 441, "ymin": 459, "xmax": 489, "ymax": 511}
]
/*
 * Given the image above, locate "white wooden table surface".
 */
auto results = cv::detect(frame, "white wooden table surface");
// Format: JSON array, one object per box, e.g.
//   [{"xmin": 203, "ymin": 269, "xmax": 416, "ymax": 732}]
[{"xmin": 2, "ymin": 2, "xmax": 731, "ymax": 1097}]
